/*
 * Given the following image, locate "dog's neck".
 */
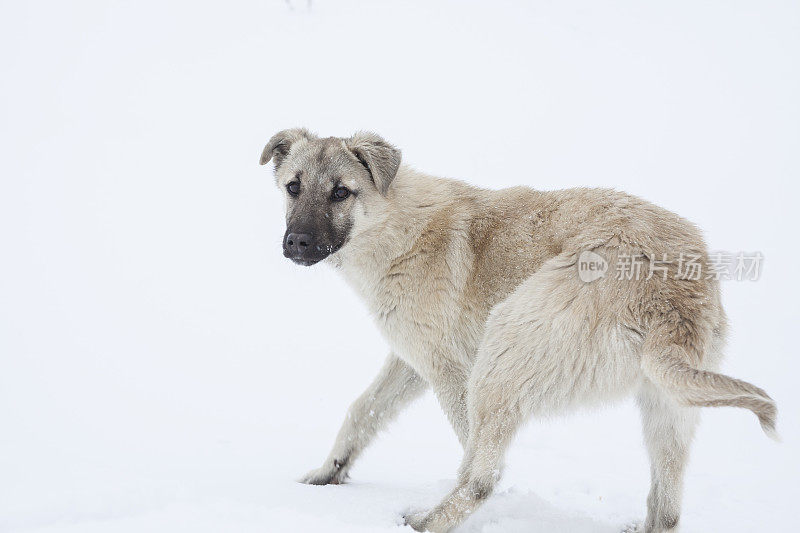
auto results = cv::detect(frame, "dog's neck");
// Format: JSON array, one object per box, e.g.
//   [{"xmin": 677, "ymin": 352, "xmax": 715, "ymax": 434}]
[{"xmin": 329, "ymin": 166, "xmax": 456, "ymax": 299}]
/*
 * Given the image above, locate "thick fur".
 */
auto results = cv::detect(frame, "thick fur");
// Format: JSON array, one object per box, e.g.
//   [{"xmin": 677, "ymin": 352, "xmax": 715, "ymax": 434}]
[{"xmin": 262, "ymin": 130, "xmax": 777, "ymax": 532}]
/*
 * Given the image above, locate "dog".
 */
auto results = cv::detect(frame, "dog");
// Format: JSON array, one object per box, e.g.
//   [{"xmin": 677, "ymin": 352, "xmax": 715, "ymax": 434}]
[{"xmin": 260, "ymin": 128, "xmax": 777, "ymax": 532}]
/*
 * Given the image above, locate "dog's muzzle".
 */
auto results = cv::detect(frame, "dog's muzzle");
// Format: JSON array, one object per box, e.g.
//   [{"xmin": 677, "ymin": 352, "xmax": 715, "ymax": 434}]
[{"xmin": 283, "ymin": 231, "xmax": 330, "ymax": 266}]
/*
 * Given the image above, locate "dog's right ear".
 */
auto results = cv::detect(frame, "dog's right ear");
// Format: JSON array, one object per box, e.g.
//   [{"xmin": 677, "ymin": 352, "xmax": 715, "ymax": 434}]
[{"xmin": 260, "ymin": 128, "xmax": 314, "ymax": 169}]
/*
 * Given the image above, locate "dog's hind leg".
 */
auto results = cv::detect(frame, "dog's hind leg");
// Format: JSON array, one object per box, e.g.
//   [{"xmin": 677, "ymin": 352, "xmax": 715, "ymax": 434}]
[
  {"xmin": 635, "ymin": 324, "xmax": 777, "ymax": 531},
  {"xmin": 408, "ymin": 255, "xmax": 643, "ymax": 532},
  {"xmin": 299, "ymin": 353, "xmax": 427, "ymax": 485},
  {"xmin": 405, "ymin": 297, "xmax": 541, "ymax": 532},
  {"xmin": 637, "ymin": 381, "xmax": 699, "ymax": 532},
  {"xmin": 405, "ymin": 379, "xmax": 520, "ymax": 533}
]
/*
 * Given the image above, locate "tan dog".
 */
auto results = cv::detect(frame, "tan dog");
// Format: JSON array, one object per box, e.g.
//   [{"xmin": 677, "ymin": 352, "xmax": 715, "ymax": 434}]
[{"xmin": 260, "ymin": 129, "xmax": 777, "ymax": 532}]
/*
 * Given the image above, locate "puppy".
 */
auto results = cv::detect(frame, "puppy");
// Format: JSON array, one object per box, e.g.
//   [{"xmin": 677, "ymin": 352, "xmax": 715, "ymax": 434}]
[{"xmin": 261, "ymin": 129, "xmax": 777, "ymax": 532}]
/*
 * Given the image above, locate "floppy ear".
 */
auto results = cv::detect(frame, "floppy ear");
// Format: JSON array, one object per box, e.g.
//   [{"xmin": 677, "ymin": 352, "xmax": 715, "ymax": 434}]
[
  {"xmin": 260, "ymin": 128, "xmax": 314, "ymax": 168},
  {"xmin": 346, "ymin": 131, "xmax": 402, "ymax": 196}
]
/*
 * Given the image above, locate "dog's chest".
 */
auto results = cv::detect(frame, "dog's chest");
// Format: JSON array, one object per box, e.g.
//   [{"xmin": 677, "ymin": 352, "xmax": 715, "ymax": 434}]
[{"xmin": 354, "ymin": 268, "xmax": 480, "ymax": 374}]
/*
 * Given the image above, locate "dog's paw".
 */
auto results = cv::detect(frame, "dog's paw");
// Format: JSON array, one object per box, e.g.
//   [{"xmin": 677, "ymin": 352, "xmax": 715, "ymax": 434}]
[
  {"xmin": 403, "ymin": 509, "xmax": 430, "ymax": 532},
  {"xmin": 298, "ymin": 464, "xmax": 346, "ymax": 485},
  {"xmin": 620, "ymin": 521, "xmax": 643, "ymax": 533}
]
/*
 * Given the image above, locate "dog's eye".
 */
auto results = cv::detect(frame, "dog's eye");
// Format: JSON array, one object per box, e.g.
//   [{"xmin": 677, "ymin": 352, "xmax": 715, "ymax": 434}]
[
  {"xmin": 286, "ymin": 182, "xmax": 300, "ymax": 196},
  {"xmin": 332, "ymin": 186, "xmax": 350, "ymax": 201}
]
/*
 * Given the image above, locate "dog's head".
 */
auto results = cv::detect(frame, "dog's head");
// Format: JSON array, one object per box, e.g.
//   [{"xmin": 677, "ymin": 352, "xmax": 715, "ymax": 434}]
[{"xmin": 260, "ymin": 129, "xmax": 401, "ymax": 266}]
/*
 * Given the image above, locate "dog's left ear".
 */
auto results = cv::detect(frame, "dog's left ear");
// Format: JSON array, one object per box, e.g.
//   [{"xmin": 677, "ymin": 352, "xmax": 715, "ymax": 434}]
[
  {"xmin": 260, "ymin": 128, "xmax": 314, "ymax": 168},
  {"xmin": 346, "ymin": 132, "xmax": 402, "ymax": 196}
]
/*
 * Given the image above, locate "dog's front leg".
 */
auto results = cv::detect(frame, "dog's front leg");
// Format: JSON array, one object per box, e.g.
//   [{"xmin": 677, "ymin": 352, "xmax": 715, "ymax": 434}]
[{"xmin": 299, "ymin": 354, "xmax": 428, "ymax": 485}]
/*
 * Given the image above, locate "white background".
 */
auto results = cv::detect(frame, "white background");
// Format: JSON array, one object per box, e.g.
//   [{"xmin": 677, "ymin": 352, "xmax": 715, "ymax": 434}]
[{"xmin": 1, "ymin": 1, "xmax": 798, "ymax": 531}]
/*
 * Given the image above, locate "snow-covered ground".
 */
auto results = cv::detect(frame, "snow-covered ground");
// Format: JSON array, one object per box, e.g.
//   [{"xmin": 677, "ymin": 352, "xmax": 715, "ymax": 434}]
[{"xmin": 1, "ymin": 1, "xmax": 798, "ymax": 531}]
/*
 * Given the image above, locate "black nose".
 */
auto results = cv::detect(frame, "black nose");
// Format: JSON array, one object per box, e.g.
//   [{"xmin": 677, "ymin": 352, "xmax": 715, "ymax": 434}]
[{"xmin": 284, "ymin": 232, "xmax": 315, "ymax": 257}]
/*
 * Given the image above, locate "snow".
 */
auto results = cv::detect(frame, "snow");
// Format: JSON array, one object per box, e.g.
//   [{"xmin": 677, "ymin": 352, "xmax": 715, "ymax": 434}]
[{"xmin": 1, "ymin": 1, "xmax": 798, "ymax": 532}]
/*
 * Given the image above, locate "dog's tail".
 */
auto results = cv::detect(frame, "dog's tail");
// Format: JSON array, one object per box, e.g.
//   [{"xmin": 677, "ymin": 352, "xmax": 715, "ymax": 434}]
[{"xmin": 641, "ymin": 342, "xmax": 779, "ymax": 441}]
